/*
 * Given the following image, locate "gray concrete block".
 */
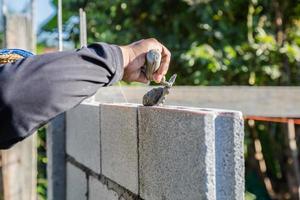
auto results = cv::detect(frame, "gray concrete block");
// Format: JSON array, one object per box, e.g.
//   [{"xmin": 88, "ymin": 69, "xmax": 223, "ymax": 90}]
[
  {"xmin": 166, "ymin": 107, "xmax": 245, "ymax": 200},
  {"xmin": 89, "ymin": 176, "xmax": 118, "ymax": 200},
  {"xmin": 169, "ymin": 107, "xmax": 245, "ymax": 200},
  {"xmin": 101, "ymin": 103, "xmax": 138, "ymax": 194},
  {"xmin": 215, "ymin": 112, "xmax": 244, "ymax": 200},
  {"xmin": 47, "ymin": 113, "xmax": 66, "ymax": 200},
  {"xmin": 66, "ymin": 162, "xmax": 87, "ymax": 200},
  {"xmin": 138, "ymin": 106, "xmax": 216, "ymax": 200},
  {"xmin": 66, "ymin": 102, "xmax": 101, "ymax": 173}
]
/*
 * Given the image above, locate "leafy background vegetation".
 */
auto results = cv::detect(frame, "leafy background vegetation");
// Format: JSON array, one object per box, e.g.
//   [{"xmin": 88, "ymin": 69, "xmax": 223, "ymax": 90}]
[{"xmin": 38, "ymin": 0, "xmax": 300, "ymax": 199}]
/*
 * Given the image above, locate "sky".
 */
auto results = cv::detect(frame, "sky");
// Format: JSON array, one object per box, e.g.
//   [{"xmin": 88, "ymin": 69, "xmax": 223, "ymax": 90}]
[{"xmin": 6, "ymin": 0, "xmax": 55, "ymax": 30}]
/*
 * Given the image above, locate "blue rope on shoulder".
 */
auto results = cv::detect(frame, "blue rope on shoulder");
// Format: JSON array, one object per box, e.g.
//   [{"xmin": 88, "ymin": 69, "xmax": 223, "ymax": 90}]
[{"xmin": 0, "ymin": 49, "xmax": 34, "ymax": 58}]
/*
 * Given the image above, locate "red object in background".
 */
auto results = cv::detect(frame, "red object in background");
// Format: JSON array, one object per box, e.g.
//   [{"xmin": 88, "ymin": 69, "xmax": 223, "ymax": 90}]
[{"xmin": 244, "ymin": 116, "xmax": 300, "ymax": 125}]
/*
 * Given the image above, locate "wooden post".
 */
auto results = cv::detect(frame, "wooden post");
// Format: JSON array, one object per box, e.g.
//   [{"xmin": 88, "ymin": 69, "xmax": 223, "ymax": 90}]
[
  {"xmin": 79, "ymin": 8, "xmax": 87, "ymax": 47},
  {"xmin": 2, "ymin": 138, "xmax": 36, "ymax": 200},
  {"xmin": 286, "ymin": 119, "xmax": 300, "ymax": 199},
  {"xmin": 1, "ymin": 13, "xmax": 37, "ymax": 200}
]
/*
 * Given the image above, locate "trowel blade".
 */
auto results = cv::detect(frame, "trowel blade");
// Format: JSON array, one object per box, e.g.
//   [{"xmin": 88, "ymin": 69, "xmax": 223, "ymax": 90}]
[{"xmin": 168, "ymin": 74, "xmax": 177, "ymax": 86}]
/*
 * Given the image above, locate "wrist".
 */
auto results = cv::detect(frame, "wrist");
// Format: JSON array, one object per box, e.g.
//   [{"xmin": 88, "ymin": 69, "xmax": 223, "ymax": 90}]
[{"xmin": 119, "ymin": 45, "xmax": 132, "ymax": 69}]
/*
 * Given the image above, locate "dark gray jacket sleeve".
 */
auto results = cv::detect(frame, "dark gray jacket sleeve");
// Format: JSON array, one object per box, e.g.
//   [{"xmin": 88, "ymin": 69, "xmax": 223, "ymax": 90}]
[{"xmin": 0, "ymin": 43, "xmax": 124, "ymax": 149}]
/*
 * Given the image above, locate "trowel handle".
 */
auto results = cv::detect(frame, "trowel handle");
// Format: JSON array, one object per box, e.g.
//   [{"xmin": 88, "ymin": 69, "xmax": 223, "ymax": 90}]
[{"xmin": 145, "ymin": 49, "xmax": 162, "ymax": 81}]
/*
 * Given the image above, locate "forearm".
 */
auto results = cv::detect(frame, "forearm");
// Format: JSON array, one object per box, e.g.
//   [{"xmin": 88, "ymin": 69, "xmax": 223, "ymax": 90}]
[{"xmin": 0, "ymin": 43, "xmax": 123, "ymax": 149}]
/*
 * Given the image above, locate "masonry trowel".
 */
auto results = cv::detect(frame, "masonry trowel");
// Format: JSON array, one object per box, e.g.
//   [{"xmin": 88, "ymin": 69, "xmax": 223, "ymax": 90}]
[{"xmin": 142, "ymin": 49, "xmax": 177, "ymax": 106}]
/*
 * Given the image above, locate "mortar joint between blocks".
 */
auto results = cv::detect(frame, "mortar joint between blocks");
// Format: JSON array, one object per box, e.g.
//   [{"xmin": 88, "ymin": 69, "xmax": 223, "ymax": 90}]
[{"xmin": 66, "ymin": 154, "xmax": 143, "ymax": 200}]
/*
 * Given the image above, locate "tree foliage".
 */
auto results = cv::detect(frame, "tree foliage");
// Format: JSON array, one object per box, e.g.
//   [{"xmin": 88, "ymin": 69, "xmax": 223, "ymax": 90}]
[{"xmin": 43, "ymin": 0, "xmax": 300, "ymax": 86}]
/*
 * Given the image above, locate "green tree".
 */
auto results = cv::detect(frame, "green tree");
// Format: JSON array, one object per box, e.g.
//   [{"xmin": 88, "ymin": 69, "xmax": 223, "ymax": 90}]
[{"xmin": 42, "ymin": 0, "xmax": 300, "ymax": 86}]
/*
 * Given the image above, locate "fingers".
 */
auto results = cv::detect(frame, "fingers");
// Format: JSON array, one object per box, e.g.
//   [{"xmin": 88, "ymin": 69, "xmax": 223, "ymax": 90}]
[
  {"xmin": 136, "ymin": 71, "xmax": 149, "ymax": 84},
  {"xmin": 153, "ymin": 44, "xmax": 171, "ymax": 82},
  {"xmin": 121, "ymin": 38, "xmax": 171, "ymax": 84}
]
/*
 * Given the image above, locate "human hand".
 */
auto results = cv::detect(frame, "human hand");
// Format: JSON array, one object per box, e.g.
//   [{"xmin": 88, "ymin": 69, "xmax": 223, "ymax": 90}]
[{"xmin": 119, "ymin": 38, "xmax": 171, "ymax": 83}]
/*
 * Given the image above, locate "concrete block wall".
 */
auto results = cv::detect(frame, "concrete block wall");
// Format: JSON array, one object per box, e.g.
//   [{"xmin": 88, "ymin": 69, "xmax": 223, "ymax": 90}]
[{"xmin": 48, "ymin": 102, "xmax": 244, "ymax": 200}]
